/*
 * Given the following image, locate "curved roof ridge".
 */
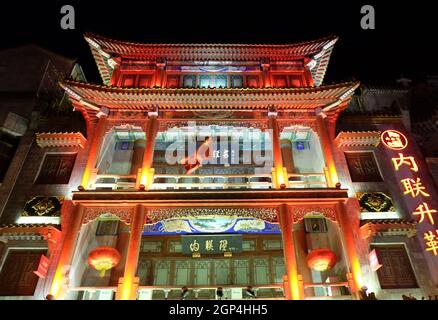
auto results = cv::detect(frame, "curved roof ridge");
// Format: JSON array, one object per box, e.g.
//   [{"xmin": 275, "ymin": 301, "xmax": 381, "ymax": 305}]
[{"xmin": 84, "ymin": 32, "xmax": 338, "ymax": 48}]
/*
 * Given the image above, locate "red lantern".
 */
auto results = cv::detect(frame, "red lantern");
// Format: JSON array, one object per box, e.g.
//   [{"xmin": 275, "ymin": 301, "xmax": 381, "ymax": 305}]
[
  {"xmin": 306, "ymin": 248, "xmax": 337, "ymax": 271},
  {"xmin": 87, "ymin": 247, "xmax": 121, "ymax": 277}
]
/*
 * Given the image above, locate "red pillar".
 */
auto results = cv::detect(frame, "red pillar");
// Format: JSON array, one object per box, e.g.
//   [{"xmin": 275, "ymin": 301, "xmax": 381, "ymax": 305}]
[
  {"xmin": 137, "ymin": 111, "xmax": 159, "ymax": 189},
  {"xmin": 81, "ymin": 114, "xmax": 108, "ymax": 189},
  {"xmin": 315, "ymin": 113, "xmax": 339, "ymax": 187},
  {"xmin": 116, "ymin": 205, "xmax": 145, "ymax": 300},
  {"xmin": 278, "ymin": 203, "xmax": 303, "ymax": 300},
  {"xmin": 50, "ymin": 203, "xmax": 85, "ymax": 299}
]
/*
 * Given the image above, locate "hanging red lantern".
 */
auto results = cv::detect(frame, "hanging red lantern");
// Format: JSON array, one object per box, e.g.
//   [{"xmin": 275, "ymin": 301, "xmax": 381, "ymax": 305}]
[
  {"xmin": 87, "ymin": 247, "xmax": 121, "ymax": 277},
  {"xmin": 306, "ymin": 248, "xmax": 337, "ymax": 271}
]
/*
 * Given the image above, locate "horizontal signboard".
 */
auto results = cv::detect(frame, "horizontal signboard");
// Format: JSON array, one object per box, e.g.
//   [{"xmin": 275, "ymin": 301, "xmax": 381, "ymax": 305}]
[{"xmin": 181, "ymin": 234, "xmax": 242, "ymax": 255}]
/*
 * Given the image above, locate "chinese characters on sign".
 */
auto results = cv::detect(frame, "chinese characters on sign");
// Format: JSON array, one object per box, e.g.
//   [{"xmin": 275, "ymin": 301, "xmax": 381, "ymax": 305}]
[
  {"xmin": 381, "ymin": 130, "xmax": 438, "ymax": 256},
  {"xmin": 182, "ymin": 235, "xmax": 242, "ymax": 255}
]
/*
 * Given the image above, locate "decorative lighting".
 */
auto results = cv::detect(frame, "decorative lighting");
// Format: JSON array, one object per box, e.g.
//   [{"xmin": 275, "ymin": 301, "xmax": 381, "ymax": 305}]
[
  {"xmin": 87, "ymin": 247, "xmax": 121, "ymax": 277},
  {"xmin": 306, "ymin": 248, "xmax": 337, "ymax": 271}
]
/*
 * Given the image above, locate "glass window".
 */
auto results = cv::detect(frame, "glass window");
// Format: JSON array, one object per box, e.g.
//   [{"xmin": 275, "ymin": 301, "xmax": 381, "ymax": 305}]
[
  {"xmin": 304, "ymin": 218, "xmax": 328, "ymax": 233},
  {"xmin": 199, "ymin": 75, "xmax": 213, "ymax": 88},
  {"xmin": 242, "ymin": 240, "xmax": 256, "ymax": 251},
  {"xmin": 168, "ymin": 241, "xmax": 182, "ymax": 253},
  {"xmin": 215, "ymin": 75, "xmax": 228, "ymax": 88},
  {"xmin": 96, "ymin": 220, "xmax": 120, "ymax": 236},
  {"xmin": 140, "ymin": 241, "xmax": 162, "ymax": 253},
  {"xmin": 231, "ymin": 75, "xmax": 244, "ymax": 88},
  {"xmin": 183, "ymin": 74, "xmax": 197, "ymax": 88},
  {"xmin": 262, "ymin": 239, "xmax": 283, "ymax": 250}
]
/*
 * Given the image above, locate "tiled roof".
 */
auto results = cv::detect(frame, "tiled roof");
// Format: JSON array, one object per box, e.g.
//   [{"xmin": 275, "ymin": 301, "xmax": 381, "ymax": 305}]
[
  {"xmin": 61, "ymin": 80, "xmax": 359, "ymax": 122},
  {"xmin": 84, "ymin": 33, "xmax": 338, "ymax": 86},
  {"xmin": 36, "ymin": 132, "xmax": 87, "ymax": 148}
]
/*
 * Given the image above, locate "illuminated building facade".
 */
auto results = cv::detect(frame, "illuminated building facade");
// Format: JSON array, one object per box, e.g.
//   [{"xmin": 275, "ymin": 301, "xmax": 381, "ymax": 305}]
[{"xmin": 0, "ymin": 34, "xmax": 437, "ymax": 300}]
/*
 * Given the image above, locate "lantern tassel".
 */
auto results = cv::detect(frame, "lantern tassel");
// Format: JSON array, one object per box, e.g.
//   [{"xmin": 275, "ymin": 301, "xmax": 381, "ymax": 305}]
[{"xmin": 99, "ymin": 269, "xmax": 106, "ymax": 278}]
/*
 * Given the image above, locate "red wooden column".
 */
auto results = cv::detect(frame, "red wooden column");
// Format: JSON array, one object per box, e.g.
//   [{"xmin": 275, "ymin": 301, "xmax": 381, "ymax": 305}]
[
  {"xmin": 336, "ymin": 200, "xmax": 364, "ymax": 299},
  {"xmin": 50, "ymin": 203, "xmax": 85, "ymax": 299},
  {"xmin": 137, "ymin": 109, "xmax": 159, "ymax": 189},
  {"xmin": 268, "ymin": 109, "xmax": 288, "ymax": 189},
  {"xmin": 315, "ymin": 111, "xmax": 339, "ymax": 188},
  {"xmin": 80, "ymin": 113, "xmax": 108, "ymax": 190},
  {"xmin": 278, "ymin": 203, "xmax": 303, "ymax": 300},
  {"xmin": 116, "ymin": 205, "xmax": 145, "ymax": 300}
]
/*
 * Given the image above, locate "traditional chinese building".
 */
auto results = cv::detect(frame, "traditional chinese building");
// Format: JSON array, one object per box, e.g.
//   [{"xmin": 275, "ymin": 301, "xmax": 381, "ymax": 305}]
[{"xmin": 0, "ymin": 34, "xmax": 437, "ymax": 300}]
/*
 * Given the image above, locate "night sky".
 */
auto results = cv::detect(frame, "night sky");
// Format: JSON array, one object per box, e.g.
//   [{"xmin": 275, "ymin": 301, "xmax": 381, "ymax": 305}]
[{"xmin": 1, "ymin": 1, "xmax": 436, "ymax": 85}]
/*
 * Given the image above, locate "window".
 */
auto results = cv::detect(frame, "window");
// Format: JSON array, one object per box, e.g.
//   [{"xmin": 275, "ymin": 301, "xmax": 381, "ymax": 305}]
[
  {"xmin": 35, "ymin": 153, "xmax": 76, "ymax": 184},
  {"xmin": 166, "ymin": 75, "xmax": 180, "ymax": 88},
  {"xmin": 289, "ymin": 75, "xmax": 302, "ymax": 87},
  {"xmin": 199, "ymin": 75, "xmax": 213, "ymax": 88},
  {"xmin": 183, "ymin": 75, "xmax": 197, "ymax": 88},
  {"xmin": 231, "ymin": 75, "xmax": 244, "ymax": 88},
  {"xmin": 372, "ymin": 245, "xmax": 418, "ymax": 289},
  {"xmin": 215, "ymin": 75, "xmax": 228, "ymax": 88},
  {"xmin": 304, "ymin": 217, "xmax": 328, "ymax": 233},
  {"xmin": 345, "ymin": 152, "xmax": 383, "ymax": 182},
  {"xmin": 138, "ymin": 74, "xmax": 153, "ymax": 87},
  {"xmin": 96, "ymin": 220, "xmax": 120, "ymax": 236},
  {"xmin": 140, "ymin": 241, "xmax": 162, "ymax": 253},
  {"xmin": 0, "ymin": 250, "xmax": 46, "ymax": 296},
  {"xmin": 272, "ymin": 75, "xmax": 288, "ymax": 88},
  {"xmin": 262, "ymin": 239, "xmax": 283, "ymax": 250},
  {"xmin": 0, "ymin": 131, "xmax": 19, "ymax": 182},
  {"xmin": 246, "ymin": 75, "xmax": 260, "ymax": 88},
  {"xmin": 121, "ymin": 74, "xmax": 136, "ymax": 87}
]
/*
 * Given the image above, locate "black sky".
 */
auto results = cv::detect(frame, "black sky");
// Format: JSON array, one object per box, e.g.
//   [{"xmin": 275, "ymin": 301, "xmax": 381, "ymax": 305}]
[{"xmin": 1, "ymin": 1, "xmax": 436, "ymax": 85}]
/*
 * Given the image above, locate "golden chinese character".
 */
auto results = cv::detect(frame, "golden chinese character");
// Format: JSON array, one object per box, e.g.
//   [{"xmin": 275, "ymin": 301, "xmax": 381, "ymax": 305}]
[
  {"xmin": 401, "ymin": 178, "xmax": 430, "ymax": 197},
  {"xmin": 219, "ymin": 240, "xmax": 228, "ymax": 251},
  {"xmin": 392, "ymin": 153, "xmax": 418, "ymax": 172},
  {"xmin": 424, "ymin": 231, "xmax": 438, "ymax": 256},
  {"xmin": 190, "ymin": 240, "xmax": 200, "ymax": 252},
  {"xmin": 413, "ymin": 203, "xmax": 437, "ymax": 225},
  {"xmin": 205, "ymin": 240, "xmax": 214, "ymax": 251}
]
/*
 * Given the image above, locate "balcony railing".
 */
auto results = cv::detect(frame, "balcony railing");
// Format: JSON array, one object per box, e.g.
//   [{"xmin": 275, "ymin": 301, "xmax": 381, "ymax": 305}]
[
  {"xmin": 94, "ymin": 172, "xmax": 327, "ymax": 190},
  {"xmin": 137, "ymin": 284, "xmax": 285, "ymax": 300},
  {"xmin": 63, "ymin": 282, "xmax": 352, "ymax": 300}
]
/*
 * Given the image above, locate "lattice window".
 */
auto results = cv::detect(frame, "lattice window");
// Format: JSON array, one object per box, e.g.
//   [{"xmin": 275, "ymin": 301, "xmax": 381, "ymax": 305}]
[
  {"xmin": 231, "ymin": 75, "xmax": 244, "ymax": 88},
  {"xmin": 199, "ymin": 75, "xmax": 213, "ymax": 88},
  {"xmin": 372, "ymin": 245, "xmax": 418, "ymax": 289},
  {"xmin": 215, "ymin": 75, "xmax": 228, "ymax": 88},
  {"xmin": 262, "ymin": 239, "xmax": 283, "ymax": 250},
  {"xmin": 154, "ymin": 260, "xmax": 171, "ymax": 285},
  {"xmin": 0, "ymin": 250, "xmax": 46, "ymax": 296},
  {"xmin": 35, "ymin": 153, "xmax": 76, "ymax": 184},
  {"xmin": 345, "ymin": 152, "xmax": 383, "ymax": 182},
  {"xmin": 182, "ymin": 74, "xmax": 197, "ymax": 88},
  {"xmin": 140, "ymin": 241, "xmax": 162, "ymax": 253}
]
